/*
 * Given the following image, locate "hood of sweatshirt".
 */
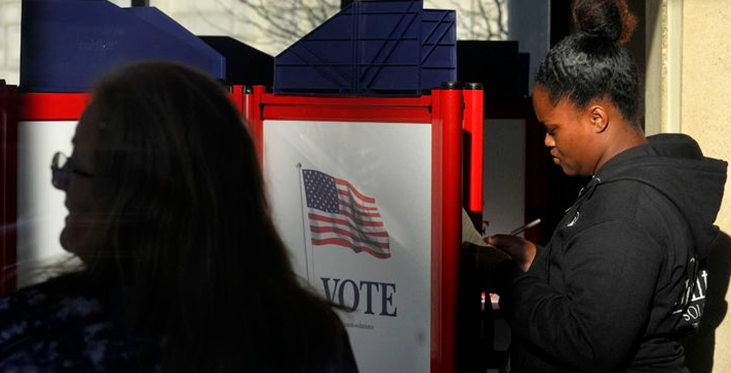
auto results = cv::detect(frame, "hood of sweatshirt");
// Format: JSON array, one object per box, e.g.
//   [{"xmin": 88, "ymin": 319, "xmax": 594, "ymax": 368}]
[{"xmin": 591, "ymin": 133, "xmax": 727, "ymax": 258}]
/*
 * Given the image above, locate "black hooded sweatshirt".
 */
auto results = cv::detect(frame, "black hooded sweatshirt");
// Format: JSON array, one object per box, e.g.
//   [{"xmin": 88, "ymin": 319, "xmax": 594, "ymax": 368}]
[{"xmin": 492, "ymin": 134, "xmax": 727, "ymax": 373}]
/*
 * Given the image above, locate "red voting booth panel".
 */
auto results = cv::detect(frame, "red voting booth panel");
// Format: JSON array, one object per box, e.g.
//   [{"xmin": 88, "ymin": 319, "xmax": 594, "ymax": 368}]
[{"xmin": 19, "ymin": 93, "xmax": 89, "ymax": 120}]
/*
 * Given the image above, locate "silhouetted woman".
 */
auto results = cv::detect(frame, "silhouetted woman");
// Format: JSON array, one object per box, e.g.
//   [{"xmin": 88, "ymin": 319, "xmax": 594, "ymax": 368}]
[{"xmin": 0, "ymin": 61, "xmax": 359, "ymax": 373}]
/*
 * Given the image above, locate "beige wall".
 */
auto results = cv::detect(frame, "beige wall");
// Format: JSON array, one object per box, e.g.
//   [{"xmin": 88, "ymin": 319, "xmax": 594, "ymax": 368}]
[
  {"xmin": 682, "ymin": 1, "xmax": 731, "ymax": 372},
  {"xmin": 0, "ymin": 0, "xmax": 20, "ymax": 84},
  {"xmin": 645, "ymin": 0, "xmax": 730, "ymax": 371}
]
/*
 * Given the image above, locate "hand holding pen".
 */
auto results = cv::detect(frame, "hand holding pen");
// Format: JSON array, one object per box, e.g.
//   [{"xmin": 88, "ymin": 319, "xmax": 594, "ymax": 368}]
[
  {"xmin": 509, "ymin": 218, "xmax": 542, "ymax": 236},
  {"xmin": 484, "ymin": 219, "xmax": 541, "ymax": 272},
  {"xmin": 482, "ymin": 218, "xmax": 542, "ymax": 239}
]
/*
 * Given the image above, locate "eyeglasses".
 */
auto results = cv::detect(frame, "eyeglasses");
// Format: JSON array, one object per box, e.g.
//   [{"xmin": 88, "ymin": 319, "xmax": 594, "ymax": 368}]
[{"xmin": 51, "ymin": 151, "xmax": 94, "ymax": 189}]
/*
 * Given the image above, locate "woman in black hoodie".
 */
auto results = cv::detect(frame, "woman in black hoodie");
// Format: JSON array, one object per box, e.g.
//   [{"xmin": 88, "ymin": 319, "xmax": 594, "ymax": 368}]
[{"xmin": 485, "ymin": 0, "xmax": 728, "ymax": 372}]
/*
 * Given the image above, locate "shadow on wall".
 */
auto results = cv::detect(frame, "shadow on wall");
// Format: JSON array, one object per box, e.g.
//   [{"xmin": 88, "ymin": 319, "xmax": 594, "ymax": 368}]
[{"xmin": 683, "ymin": 231, "xmax": 731, "ymax": 373}]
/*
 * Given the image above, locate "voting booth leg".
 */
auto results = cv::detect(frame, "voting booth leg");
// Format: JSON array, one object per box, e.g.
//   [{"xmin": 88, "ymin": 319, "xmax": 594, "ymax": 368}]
[
  {"xmin": 462, "ymin": 85, "xmax": 484, "ymax": 231},
  {"xmin": 434, "ymin": 83, "xmax": 464, "ymax": 372}
]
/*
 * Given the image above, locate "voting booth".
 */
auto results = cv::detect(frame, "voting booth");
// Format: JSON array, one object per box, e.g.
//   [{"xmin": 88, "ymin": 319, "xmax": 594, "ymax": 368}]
[
  {"xmin": 1, "ymin": 0, "xmax": 487, "ymax": 372},
  {"xmin": 244, "ymin": 4, "xmax": 485, "ymax": 369},
  {"xmin": 242, "ymin": 83, "xmax": 483, "ymax": 372}
]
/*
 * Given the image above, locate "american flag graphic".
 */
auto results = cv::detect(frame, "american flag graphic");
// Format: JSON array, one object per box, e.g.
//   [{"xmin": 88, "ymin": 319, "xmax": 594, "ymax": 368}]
[{"xmin": 302, "ymin": 169, "xmax": 391, "ymax": 259}]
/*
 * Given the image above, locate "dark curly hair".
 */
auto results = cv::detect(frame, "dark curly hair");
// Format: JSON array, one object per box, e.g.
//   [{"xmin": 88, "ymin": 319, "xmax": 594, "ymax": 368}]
[{"xmin": 536, "ymin": 0, "xmax": 642, "ymax": 128}]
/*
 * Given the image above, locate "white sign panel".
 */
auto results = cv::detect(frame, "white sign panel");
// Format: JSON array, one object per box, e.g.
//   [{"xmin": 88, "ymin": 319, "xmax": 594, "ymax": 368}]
[
  {"xmin": 16, "ymin": 120, "xmax": 79, "ymax": 288},
  {"xmin": 264, "ymin": 120, "xmax": 432, "ymax": 373}
]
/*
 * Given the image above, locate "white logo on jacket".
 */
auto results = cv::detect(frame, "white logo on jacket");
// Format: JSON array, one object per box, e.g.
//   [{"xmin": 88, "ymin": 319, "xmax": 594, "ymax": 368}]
[{"xmin": 567, "ymin": 211, "xmax": 580, "ymax": 227}]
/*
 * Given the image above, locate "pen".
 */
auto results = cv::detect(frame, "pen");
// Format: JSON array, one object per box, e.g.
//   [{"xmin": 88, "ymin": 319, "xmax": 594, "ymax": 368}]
[{"xmin": 509, "ymin": 218, "xmax": 542, "ymax": 236}]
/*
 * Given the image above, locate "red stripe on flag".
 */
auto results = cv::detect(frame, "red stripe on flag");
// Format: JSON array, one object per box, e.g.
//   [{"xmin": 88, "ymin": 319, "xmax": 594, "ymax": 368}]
[
  {"xmin": 308, "ymin": 213, "xmax": 385, "ymax": 232},
  {"xmin": 338, "ymin": 207, "xmax": 382, "ymax": 220},
  {"xmin": 311, "ymin": 224, "xmax": 389, "ymax": 238},
  {"xmin": 311, "ymin": 226, "xmax": 390, "ymax": 246},
  {"xmin": 335, "ymin": 179, "xmax": 375, "ymax": 203},
  {"xmin": 339, "ymin": 199, "xmax": 378, "ymax": 211},
  {"xmin": 311, "ymin": 238, "xmax": 391, "ymax": 259},
  {"xmin": 332, "ymin": 209, "xmax": 384, "ymax": 226},
  {"xmin": 309, "ymin": 212, "xmax": 385, "ymax": 228}
]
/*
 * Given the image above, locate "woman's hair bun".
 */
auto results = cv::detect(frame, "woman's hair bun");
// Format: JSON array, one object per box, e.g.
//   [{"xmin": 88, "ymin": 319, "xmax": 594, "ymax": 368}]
[{"xmin": 573, "ymin": 0, "xmax": 637, "ymax": 46}]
